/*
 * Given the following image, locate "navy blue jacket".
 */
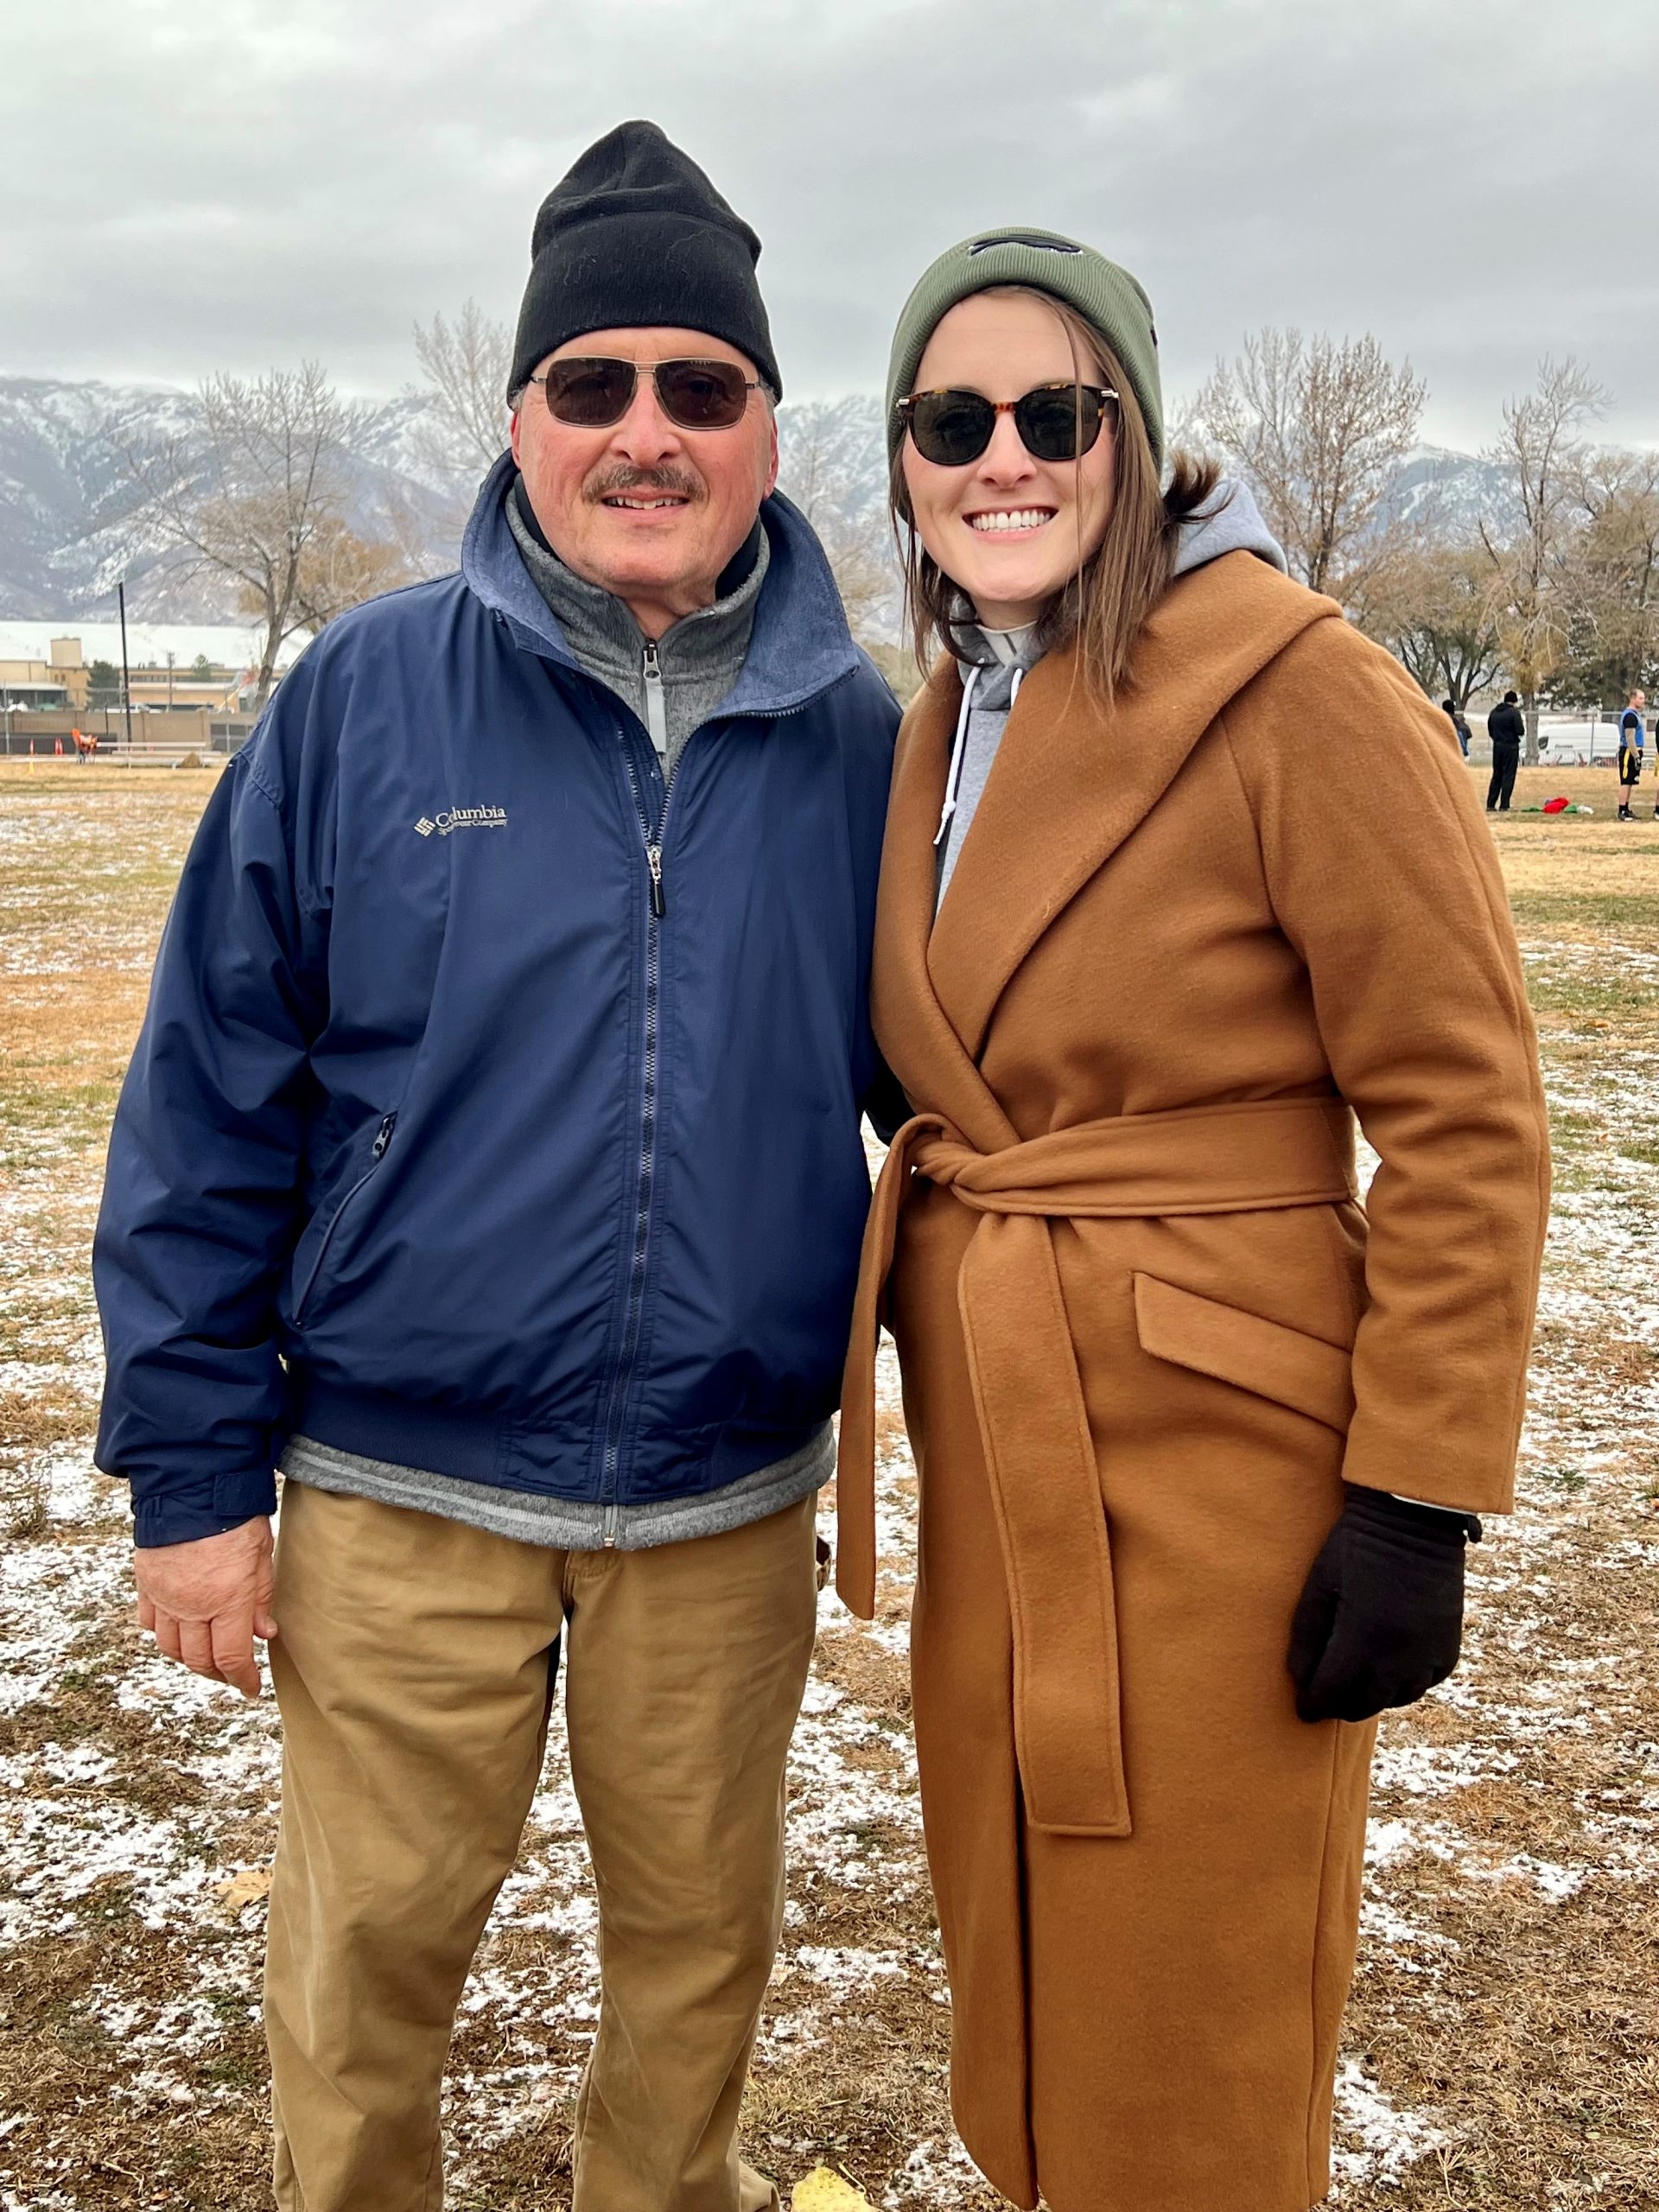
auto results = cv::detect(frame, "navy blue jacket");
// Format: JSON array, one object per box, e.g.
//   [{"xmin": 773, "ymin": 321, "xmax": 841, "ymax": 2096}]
[{"xmin": 94, "ymin": 459, "xmax": 900, "ymax": 1545}]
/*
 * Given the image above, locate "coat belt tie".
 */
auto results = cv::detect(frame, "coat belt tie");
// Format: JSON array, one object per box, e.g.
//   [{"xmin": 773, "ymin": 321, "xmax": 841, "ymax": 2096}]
[{"xmin": 835, "ymin": 1095, "xmax": 1359, "ymax": 1838}]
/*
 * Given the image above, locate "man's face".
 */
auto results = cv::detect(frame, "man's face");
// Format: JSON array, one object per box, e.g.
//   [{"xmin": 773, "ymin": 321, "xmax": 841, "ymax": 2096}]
[{"xmin": 511, "ymin": 327, "xmax": 778, "ymax": 622}]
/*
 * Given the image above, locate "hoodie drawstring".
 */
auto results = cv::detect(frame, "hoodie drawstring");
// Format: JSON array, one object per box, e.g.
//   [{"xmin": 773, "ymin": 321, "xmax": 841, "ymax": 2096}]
[
  {"xmin": 935, "ymin": 665, "xmax": 980, "ymax": 849},
  {"xmin": 932, "ymin": 663, "xmax": 1026, "ymax": 852}
]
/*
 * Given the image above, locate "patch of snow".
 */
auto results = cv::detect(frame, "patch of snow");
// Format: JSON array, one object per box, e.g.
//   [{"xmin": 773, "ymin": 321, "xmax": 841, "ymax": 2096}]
[{"xmin": 1329, "ymin": 2058, "xmax": 1448, "ymax": 2187}]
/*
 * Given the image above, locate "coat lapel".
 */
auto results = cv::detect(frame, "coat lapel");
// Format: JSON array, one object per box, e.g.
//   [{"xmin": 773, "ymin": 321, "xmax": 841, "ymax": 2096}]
[
  {"xmin": 927, "ymin": 554, "xmax": 1336, "ymax": 1064},
  {"xmin": 872, "ymin": 674, "xmax": 1020, "ymax": 1154}
]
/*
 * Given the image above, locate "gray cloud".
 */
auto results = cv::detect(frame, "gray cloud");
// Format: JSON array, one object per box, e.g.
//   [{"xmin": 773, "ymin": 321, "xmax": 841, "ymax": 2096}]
[{"xmin": 3, "ymin": 0, "xmax": 1654, "ymax": 450}]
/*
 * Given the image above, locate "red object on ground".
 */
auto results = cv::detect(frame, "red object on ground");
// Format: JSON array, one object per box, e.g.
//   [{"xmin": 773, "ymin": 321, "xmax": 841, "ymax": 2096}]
[
  {"xmin": 54, "ymin": 735, "xmax": 64, "ymax": 756},
  {"xmin": 1541, "ymin": 796, "xmax": 1570, "ymax": 814}
]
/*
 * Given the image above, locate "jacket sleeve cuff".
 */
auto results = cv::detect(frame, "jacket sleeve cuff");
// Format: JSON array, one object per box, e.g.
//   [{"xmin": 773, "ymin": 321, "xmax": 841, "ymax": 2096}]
[{"xmin": 131, "ymin": 1470, "xmax": 277, "ymax": 1548}]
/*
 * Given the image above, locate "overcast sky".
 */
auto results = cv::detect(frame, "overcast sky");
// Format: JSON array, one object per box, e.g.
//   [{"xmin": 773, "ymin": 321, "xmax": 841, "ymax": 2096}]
[{"xmin": 3, "ymin": 0, "xmax": 1654, "ymax": 454}]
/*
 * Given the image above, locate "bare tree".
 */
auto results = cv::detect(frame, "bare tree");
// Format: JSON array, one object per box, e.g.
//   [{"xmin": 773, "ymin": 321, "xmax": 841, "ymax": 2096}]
[
  {"xmin": 863, "ymin": 640, "xmax": 924, "ymax": 705},
  {"xmin": 822, "ymin": 526, "xmax": 902, "ymax": 651},
  {"xmin": 777, "ymin": 404, "xmax": 848, "ymax": 530},
  {"xmin": 410, "ymin": 301, "xmax": 513, "ymax": 488},
  {"xmin": 1362, "ymin": 543, "xmax": 1506, "ymax": 709},
  {"xmin": 129, "ymin": 364, "xmax": 372, "ymax": 708},
  {"xmin": 1190, "ymin": 328, "xmax": 1427, "ymax": 601},
  {"xmin": 1479, "ymin": 356, "xmax": 1608, "ymax": 760},
  {"xmin": 777, "ymin": 401, "xmax": 899, "ymax": 652},
  {"xmin": 1550, "ymin": 443, "xmax": 1659, "ymax": 705},
  {"xmin": 1160, "ymin": 391, "xmax": 1207, "ymax": 459},
  {"xmin": 280, "ymin": 514, "xmax": 419, "ymax": 635}
]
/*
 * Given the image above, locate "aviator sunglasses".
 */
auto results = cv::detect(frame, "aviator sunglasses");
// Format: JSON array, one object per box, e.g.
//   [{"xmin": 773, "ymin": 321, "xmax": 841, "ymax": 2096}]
[
  {"xmin": 528, "ymin": 356, "xmax": 766, "ymax": 431},
  {"xmin": 898, "ymin": 381, "xmax": 1120, "ymax": 468}
]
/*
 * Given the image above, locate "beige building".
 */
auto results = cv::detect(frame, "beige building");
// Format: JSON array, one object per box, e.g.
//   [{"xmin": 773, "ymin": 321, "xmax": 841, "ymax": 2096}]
[
  {"xmin": 0, "ymin": 638, "xmax": 88, "ymax": 711},
  {"xmin": 0, "ymin": 637, "xmax": 247, "ymax": 716}
]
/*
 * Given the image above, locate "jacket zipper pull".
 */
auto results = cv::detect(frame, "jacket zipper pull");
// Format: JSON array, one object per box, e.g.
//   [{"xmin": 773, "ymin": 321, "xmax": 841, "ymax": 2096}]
[
  {"xmin": 641, "ymin": 642, "xmax": 669, "ymax": 762},
  {"xmin": 371, "ymin": 1113, "xmax": 397, "ymax": 1160},
  {"xmin": 645, "ymin": 843, "xmax": 665, "ymax": 918}
]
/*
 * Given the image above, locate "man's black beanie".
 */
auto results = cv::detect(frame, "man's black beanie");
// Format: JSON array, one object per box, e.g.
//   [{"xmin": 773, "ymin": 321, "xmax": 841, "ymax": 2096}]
[{"xmin": 508, "ymin": 120, "xmax": 781, "ymax": 402}]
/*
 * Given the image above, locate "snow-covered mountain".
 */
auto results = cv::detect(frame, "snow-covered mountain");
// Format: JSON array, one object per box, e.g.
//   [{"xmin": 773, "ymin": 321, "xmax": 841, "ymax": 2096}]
[
  {"xmin": 0, "ymin": 376, "xmax": 455, "ymax": 620},
  {"xmin": 1376, "ymin": 444, "xmax": 1519, "ymax": 540},
  {"xmin": 0, "ymin": 378, "xmax": 199, "ymax": 619}
]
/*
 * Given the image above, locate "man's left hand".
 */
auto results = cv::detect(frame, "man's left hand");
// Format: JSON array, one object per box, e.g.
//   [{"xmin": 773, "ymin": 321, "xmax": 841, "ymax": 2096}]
[{"xmin": 132, "ymin": 1516, "xmax": 276, "ymax": 1700}]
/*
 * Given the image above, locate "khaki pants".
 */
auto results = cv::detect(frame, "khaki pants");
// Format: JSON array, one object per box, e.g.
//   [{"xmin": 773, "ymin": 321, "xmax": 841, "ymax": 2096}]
[{"xmin": 265, "ymin": 1481, "xmax": 818, "ymax": 2212}]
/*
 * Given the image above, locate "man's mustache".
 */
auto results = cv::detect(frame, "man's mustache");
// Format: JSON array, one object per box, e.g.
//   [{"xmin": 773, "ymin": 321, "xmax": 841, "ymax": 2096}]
[{"xmin": 585, "ymin": 464, "xmax": 705, "ymax": 505}]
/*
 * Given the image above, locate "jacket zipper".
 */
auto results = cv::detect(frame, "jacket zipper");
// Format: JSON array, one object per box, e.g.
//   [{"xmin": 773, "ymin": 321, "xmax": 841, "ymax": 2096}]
[
  {"xmin": 294, "ymin": 1114, "xmax": 397, "ymax": 1322},
  {"xmin": 592, "ymin": 668, "xmax": 860, "ymax": 1541},
  {"xmin": 641, "ymin": 640, "xmax": 668, "ymax": 763},
  {"xmin": 596, "ymin": 720, "xmax": 682, "ymax": 1541}
]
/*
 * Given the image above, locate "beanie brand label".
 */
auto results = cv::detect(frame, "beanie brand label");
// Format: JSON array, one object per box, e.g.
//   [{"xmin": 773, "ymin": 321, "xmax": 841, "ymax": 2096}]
[{"xmin": 970, "ymin": 234, "xmax": 1083, "ymax": 254}]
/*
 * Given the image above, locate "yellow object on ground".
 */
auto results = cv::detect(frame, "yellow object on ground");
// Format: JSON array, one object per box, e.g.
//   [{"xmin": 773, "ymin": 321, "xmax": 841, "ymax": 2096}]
[{"xmin": 791, "ymin": 2169, "xmax": 874, "ymax": 2210}]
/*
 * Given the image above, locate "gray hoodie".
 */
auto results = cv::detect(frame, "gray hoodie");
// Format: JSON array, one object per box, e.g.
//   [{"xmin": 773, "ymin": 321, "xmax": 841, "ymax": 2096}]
[{"xmin": 936, "ymin": 479, "xmax": 1287, "ymax": 906}]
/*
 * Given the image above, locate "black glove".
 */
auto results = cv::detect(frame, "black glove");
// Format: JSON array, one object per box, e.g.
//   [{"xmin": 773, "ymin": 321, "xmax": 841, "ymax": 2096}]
[{"xmin": 1288, "ymin": 1485, "xmax": 1481, "ymax": 1724}]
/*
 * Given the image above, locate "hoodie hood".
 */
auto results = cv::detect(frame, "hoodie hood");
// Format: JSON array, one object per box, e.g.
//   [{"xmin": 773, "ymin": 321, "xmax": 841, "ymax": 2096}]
[{"xmin": 1171, "ymin": 477, "xmax": 1287, "ymax": 577}]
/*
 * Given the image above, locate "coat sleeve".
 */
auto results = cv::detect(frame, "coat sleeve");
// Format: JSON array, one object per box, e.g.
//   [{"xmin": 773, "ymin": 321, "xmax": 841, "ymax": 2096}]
[
  {"xmin": 1222, "ymin": 617, "xmax": 1550, "ymax": 1515},
  {"xmin": 93, "ymin": 706, "xmax": 328, "ymax": 1547}
]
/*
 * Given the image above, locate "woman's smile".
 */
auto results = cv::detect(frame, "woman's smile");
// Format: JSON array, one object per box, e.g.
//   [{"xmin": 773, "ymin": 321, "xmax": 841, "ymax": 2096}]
[{"xmin": 964, "ymin": 506, "xmax": 1058, "ymax": 536}]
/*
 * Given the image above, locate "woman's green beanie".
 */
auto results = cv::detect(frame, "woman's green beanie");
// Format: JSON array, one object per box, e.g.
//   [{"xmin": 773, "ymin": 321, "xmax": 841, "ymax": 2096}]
[{"xmin": 885, "ymin": 226, "xmax": 1164, "ymax": 474}]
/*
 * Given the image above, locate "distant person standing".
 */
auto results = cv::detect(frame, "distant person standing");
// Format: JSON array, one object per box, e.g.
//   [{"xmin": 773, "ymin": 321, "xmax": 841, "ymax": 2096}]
[
  {"xmin": 1616, "ymin": 689, "xmax": 1648, "ymax": 821},
  {"xmin": 1486, "ymin": 690, "xmax": 1525, "ymax": 812},
  {"xmin": 1442, "ymin": 696, "xmax": 1471, "ymax": 757}
]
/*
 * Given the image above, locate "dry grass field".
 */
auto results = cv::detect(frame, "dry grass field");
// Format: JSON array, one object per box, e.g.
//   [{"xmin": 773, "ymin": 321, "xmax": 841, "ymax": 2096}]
[{"xmin": 1, "ymin": 757, "xmax": 1656, "ymax": 2211}]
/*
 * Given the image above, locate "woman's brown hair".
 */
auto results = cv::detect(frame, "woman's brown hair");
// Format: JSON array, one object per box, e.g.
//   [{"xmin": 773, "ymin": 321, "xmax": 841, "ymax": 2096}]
[{"xmin": 890, "ymin": 288, "xmax": 1220, "ymax": 703}]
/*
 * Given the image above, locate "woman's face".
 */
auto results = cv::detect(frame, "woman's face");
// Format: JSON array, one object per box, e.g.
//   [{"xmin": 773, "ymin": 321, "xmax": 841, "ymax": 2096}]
[{"xmin": 900, "ymin": 291, "xmax": 1117, "ymax": 631}]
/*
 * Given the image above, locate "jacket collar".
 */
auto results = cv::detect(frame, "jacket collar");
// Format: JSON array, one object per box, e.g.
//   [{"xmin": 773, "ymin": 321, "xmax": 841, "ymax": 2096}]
[{"xmin": 461, "ymin": 449, "xmax": 863, "ymax": 720}]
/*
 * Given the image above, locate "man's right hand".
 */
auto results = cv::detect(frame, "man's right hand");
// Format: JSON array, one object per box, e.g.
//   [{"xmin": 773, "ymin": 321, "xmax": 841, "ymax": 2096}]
[{"xmin": 132, "ymin": 1516, "xmax": 277, "ymax": 1700}]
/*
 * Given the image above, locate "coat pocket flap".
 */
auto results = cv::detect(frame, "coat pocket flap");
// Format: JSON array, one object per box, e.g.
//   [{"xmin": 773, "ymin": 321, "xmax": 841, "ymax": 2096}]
[{"xmin": 1132, "ymin": 1273, "xmax": 1355, "ymax": 1434}]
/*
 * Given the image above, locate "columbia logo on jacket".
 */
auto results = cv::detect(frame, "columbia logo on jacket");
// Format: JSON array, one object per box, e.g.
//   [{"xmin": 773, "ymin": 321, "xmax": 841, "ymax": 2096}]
[{"xmin": 415, "ymin": 805, "xmax": 508, "ymax": 837}]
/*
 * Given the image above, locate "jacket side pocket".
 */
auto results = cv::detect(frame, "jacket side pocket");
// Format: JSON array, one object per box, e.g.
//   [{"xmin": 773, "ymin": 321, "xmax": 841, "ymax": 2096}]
[
  {"xmin": 293, "ymin": 1114, "xmax": 397, "ymax": 1325},
  {"xmin": 1132, "ymin": 1272, "xmax": 1355, "ymax": 1435}
]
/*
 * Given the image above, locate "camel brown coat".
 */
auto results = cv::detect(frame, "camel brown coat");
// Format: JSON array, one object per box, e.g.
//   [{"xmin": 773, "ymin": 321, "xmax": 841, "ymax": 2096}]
[{"xmin": 836, "ymin": 550, "xmax": 1549, "ymax": 2212}]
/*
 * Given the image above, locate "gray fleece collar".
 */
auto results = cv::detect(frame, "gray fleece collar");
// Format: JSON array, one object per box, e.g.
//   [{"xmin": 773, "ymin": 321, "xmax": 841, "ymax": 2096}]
[
  {"xmin": 462, "ymin": 450, "xmax": 861, "ymax": 721},
  {"xmin": 504, "ymin": 486, "xmax": 770, "ymax": 702}
]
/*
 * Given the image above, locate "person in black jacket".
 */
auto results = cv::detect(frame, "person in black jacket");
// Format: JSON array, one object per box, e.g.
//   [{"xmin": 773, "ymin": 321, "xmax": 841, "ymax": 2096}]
[
  {"xmin": 1486, "ymin": 690, "xmax": 1525, "ymax": 811},
  {"xmin": 1442, "ymin": 696, "xmax": 1471, "ymax": 757}
]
